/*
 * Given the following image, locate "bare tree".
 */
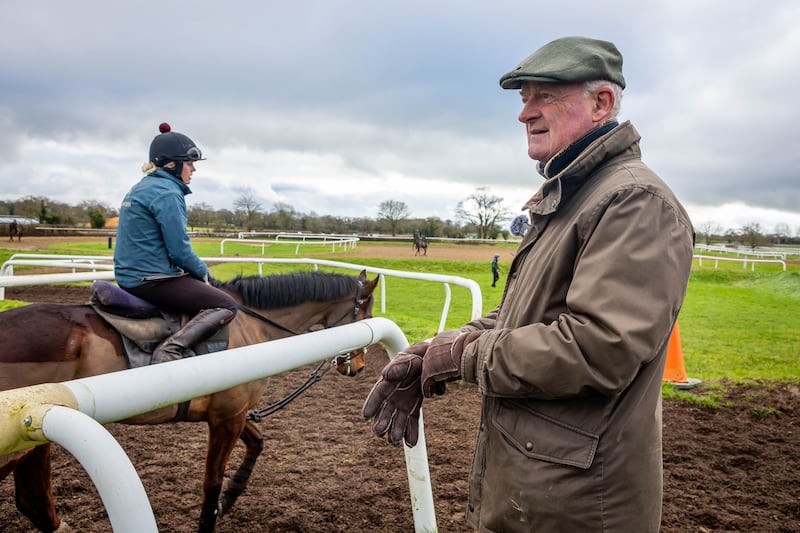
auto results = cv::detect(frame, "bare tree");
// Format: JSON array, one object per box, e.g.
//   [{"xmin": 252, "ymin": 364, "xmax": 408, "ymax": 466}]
[
  {"xmin": 455, "ymin": 187, "xmax": 511, "ymax": 240},
  {"xmin": 234, "ymin": 188, "xmax": 263, "ymax": 232},
  {"xmin": 740, "ymin": 222, "xmax": 767, "ymax": 249},
  {"xmin": 270, "ymin": 202, "xmax": 298, "ymax": 231},
  {"xmin": 697, "ymin": 220, "xmax": 722, "ymax": 245},
  {"xmin": 774, "ymin": 222, "xmax": 791, "ymax": 244},
  {"xmin": 377, "ymin": 200, "xmax": 411, "ymax": 236}
]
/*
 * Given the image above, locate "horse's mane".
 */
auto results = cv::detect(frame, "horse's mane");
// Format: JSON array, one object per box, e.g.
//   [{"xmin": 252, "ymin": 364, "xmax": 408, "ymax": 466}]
[{"xmin": 216, "ymin": 271, "xmax": 359, "ymax": 310}]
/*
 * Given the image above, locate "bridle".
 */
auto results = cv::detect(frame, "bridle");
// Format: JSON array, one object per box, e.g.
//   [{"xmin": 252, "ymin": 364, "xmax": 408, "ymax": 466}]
[{"xmin": 328, "ymin": 280, "xmax": 374, "ymax": 372}]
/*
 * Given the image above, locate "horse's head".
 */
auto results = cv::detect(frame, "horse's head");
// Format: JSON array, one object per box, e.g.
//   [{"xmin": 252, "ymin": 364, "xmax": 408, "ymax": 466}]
[{"xmin": 331, "ymin": 270, "xmax": 378, "ymax": 376}]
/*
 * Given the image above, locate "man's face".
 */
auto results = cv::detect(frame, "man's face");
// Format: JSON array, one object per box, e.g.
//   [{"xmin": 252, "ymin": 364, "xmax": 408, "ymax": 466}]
[{"xmin": 518, "ymin": 81, "xmax": 597, "ymax": 164}]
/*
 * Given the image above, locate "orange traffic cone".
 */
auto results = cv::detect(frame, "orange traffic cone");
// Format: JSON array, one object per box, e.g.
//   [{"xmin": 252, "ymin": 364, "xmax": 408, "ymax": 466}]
[{"xmin": 663, "ymin": 322, "xmax": 701, "ymax": 389}]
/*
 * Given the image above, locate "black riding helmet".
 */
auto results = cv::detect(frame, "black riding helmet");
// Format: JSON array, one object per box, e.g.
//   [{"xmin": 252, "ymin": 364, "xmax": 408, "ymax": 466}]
[{"xmin": 149, "ymin": 122, "xmax": 206, "ymax": 167}]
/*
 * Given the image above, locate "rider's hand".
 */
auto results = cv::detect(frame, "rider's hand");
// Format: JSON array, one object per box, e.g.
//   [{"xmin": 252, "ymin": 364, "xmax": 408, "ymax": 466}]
[
  {"xmin": 421, "ymin": 330, "xmax": 485, "ymax": 397},
  {"xmin": 362, "ymin": 341, "xmax": 429, "ymax": 447}
]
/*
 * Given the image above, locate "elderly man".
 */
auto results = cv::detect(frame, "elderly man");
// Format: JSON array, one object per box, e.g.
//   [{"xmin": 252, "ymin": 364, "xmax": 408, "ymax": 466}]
[{"xmin": 363, "ymin": 36, "xmax": 694, "ymax": 532}]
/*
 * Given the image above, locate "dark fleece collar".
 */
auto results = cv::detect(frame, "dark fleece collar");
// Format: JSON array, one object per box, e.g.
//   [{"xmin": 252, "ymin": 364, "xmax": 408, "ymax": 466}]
[{"xmin": 538, "ymin": 121, "xmax": 619, "ymax": 179}]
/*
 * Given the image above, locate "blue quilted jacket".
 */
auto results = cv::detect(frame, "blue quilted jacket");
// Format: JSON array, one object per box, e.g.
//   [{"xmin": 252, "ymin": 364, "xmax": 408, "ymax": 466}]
[{"xmin": 114, "ymin": 169, "xmax": 208, "ymax": 288}]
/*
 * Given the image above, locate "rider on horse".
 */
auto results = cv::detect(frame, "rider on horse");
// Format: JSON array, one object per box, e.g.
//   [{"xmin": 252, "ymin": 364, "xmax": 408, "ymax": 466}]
[
  {"xmin": 113, "ymin": 123, "xmax": 238, "ymax": 363},
  {"xmin": 8, "ymin": 220, "xmax": 20, "ymax": 242}
]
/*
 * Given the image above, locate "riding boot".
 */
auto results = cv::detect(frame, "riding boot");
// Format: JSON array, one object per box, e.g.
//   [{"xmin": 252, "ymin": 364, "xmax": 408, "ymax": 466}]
[{"xmin": 151, "ymin": 308, "xmax": 235, "ymax": 364}]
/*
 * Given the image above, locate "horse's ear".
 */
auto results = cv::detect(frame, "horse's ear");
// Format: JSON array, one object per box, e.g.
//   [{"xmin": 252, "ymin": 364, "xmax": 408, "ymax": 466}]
[{"xmin": 357, "ymin": 269, "xmax": 379, "ymax": 294}]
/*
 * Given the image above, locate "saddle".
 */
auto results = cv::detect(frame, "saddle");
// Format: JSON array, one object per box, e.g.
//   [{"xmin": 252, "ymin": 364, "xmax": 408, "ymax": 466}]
[{"xmin": 89, "ymin": 280, "xmax": 229, "ymax": 368}]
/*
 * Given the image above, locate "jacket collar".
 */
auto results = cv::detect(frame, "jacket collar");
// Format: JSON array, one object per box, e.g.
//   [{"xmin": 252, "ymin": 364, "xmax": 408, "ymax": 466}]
[
  {"xmin": 539, "ymin": 121, "xmax": 618, "ymax": 179},
  {"xmin": 148, "ymin": 168, "xmax": 193, "ymax": 195},
  {"xmin": 522, "ymin": 121, "xmax": 638, "ymax": 216}
]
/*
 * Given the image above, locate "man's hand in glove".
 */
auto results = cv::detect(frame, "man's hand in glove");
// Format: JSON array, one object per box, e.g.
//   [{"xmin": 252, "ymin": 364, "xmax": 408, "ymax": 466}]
[
  {"xmin": 362, "ymin": 341, "xmax": 429, "ymax": 447},
  {"xmin": 421, "ymin": 330, "xmax": 484, "ymax": 397}
]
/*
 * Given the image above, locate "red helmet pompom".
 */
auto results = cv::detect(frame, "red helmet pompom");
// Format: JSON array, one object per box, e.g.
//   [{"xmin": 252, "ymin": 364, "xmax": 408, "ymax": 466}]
[{"xmin": 158, "ymin": 122, "xmax": 171, "ymax": 133}]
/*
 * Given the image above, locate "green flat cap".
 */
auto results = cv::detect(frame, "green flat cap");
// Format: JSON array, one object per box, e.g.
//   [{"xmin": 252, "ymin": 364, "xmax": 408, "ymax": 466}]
[{"xmin": 499, "ymin": 36, "xmax": 625, "ymax": 90}]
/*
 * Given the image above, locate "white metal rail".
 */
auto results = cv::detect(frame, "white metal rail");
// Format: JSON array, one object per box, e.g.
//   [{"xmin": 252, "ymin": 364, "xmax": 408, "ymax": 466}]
[
  {"xmin": 0, "ymin": 254, "xmax": 114, "ymax": 276},
  {"xmin": 693, "ymin": 254, "xmax": 787, "ymax": 271},
  {"xmin": 222, "ymin": 233, "xmax": 359, "ymax": 255}
]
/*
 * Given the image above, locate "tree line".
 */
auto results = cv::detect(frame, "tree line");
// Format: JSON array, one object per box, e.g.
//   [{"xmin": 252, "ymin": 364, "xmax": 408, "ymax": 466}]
[
  {"xmin": 3, "ymin": 192, "xmax": 799, "ymax": 246},
  {"xmin": 0, "ymin": 188, "xmax": 515, "ymax": 240}
]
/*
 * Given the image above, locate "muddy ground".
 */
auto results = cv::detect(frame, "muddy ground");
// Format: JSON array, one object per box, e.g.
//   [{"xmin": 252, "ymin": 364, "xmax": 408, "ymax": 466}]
[{"xmin": 1, "ymin": 239, "xmax": 799, "ymax": 532}]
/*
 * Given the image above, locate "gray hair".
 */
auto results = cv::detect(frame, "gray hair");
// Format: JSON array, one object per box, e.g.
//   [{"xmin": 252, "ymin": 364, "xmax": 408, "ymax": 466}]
[{"xmin": 584, "ymin": 80, "xmax": 623, "ymax": 119}]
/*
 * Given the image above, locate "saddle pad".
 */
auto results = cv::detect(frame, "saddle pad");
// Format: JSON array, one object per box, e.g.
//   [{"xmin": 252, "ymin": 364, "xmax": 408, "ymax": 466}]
[{"xmin": 91, "ymin": 280, "xmax": 160, "ymax": 318}]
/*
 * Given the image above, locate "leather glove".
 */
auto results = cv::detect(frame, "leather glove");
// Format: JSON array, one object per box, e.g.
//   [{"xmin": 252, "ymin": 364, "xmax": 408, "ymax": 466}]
[
  {"xmin": 421, "ymin": 330, "xmax": 484, "ymax": 397},
  {"xmin": 362, "ymin": 340, "xmax": 429, "ymax": 447}
]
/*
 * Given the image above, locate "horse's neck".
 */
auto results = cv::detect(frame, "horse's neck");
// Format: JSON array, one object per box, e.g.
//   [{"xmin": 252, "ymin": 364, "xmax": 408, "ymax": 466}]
[{"xmin": 227, "ymin": 300, "xmax": 341, "ymax": 348}]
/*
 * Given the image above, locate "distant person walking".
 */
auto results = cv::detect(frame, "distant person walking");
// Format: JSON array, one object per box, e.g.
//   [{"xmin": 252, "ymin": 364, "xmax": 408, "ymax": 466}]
[{"xmin": 491, "ymin": 253, "xmax": 500, "ymax": 287}]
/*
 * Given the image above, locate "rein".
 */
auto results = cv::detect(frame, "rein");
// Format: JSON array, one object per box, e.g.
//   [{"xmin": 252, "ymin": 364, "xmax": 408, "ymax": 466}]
[
  {"xmin": 246, "ymin": 360, "xmax": 333, "ymax": 421},
  {"xmin": 235, "ymin": 305, "xmax": 301, "ymax": 335},
  {"xmin": 242, "ymin": 280, "xmax": 367, "ymax": 421}
]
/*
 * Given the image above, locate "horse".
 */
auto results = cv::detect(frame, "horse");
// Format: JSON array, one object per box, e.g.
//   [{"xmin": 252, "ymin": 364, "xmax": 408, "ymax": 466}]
[
  {"xmin": 413, "ymin": 230, "xmax": 428, "ymax": 256},
  {"xmin": 8, "ymin": 221, "xmax": 21, "ymax": 242},
  {"xmin": 0, "ymin": 270, "xmax": 378, "ymax": 533}
]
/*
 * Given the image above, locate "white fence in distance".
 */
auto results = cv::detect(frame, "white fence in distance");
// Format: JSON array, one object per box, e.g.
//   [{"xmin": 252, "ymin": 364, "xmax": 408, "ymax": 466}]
[
  {"xmin": 693, "ymin": 254, "xmax": 787, "ymax": 271},
  {"xmin": 222, "ymin": 232, "xmax": 359, "ymax": 255},
  {"xmin": 694, "ymin": 244, "xmax": 800, "ymax": 260}
]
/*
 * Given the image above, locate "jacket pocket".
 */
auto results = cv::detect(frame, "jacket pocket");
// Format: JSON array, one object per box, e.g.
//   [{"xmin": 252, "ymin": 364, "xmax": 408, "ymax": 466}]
[{"xmin": 493, "ymin": 400, "xmax": 599, "ymax": 469}]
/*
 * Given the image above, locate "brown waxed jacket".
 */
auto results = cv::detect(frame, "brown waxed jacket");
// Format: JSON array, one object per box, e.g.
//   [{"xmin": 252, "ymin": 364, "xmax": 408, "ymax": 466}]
[{"xmin": 459, "ymin": 121, "xmax": 694, "ymax": 532}]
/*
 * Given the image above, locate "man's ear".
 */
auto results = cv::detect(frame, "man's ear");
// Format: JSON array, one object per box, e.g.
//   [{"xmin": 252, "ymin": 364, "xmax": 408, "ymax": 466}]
[{"xmin": 592, "ymin": 87, "xmax": 615, "ymax": 122}]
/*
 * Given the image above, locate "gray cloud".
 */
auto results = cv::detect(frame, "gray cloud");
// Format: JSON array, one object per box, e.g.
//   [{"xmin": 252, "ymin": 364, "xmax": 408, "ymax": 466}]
[{"xmin": 0, "ymin": 0, "xmax": 798, "ymax": 233}]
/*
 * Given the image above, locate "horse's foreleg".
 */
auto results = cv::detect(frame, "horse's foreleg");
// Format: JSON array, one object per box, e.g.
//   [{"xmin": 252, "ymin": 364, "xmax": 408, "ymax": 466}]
[
  {"xmin": 14, "ymin": 444, "xmax": 61, "ymax": 533},
  {"xmin": 197, "ymin": 413, "xmax": 247, "ymax": 533},
  {"xmin": 219, "ymin": 420, "xmax": 264, "ymax": 516}
]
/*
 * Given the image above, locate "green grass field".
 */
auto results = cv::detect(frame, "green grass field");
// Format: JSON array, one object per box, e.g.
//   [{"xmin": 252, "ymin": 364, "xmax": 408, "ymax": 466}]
[{"xmin": 2, "ymin": 240, "xmax": 798, "ymax": 395}]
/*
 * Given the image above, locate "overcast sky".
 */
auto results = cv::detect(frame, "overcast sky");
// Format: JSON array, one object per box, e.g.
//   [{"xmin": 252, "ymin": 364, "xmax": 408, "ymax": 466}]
[{"xmin": 1, "ymin": 1, "xmax": 798, "ymax": 235}]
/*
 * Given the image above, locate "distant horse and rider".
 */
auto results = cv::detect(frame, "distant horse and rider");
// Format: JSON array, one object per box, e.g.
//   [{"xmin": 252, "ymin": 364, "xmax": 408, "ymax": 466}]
[
  {"xmin": 412, "ymin": 230, "xmax": 428, "ymax": 256},
  {"xmin": 0, "ymin": 270, "xmax": 379, "ymax": 533},
  {"xmin": 8, "ymin": 220, "xmax": 22, "ymax": 242}
]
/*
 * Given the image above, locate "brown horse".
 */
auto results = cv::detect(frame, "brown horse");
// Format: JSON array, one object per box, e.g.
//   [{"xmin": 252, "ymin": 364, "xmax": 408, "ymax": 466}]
[
  {"xmin": 413, "ymin": 230, "xmax": 428, "ymax": 256},
  {"xmin": 0, "ymin": 270, "xmax": 378, "ymax": 532},
  {"xmin": 7, "ymin": 221, "xmax": 21, "ymax": 242}
]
